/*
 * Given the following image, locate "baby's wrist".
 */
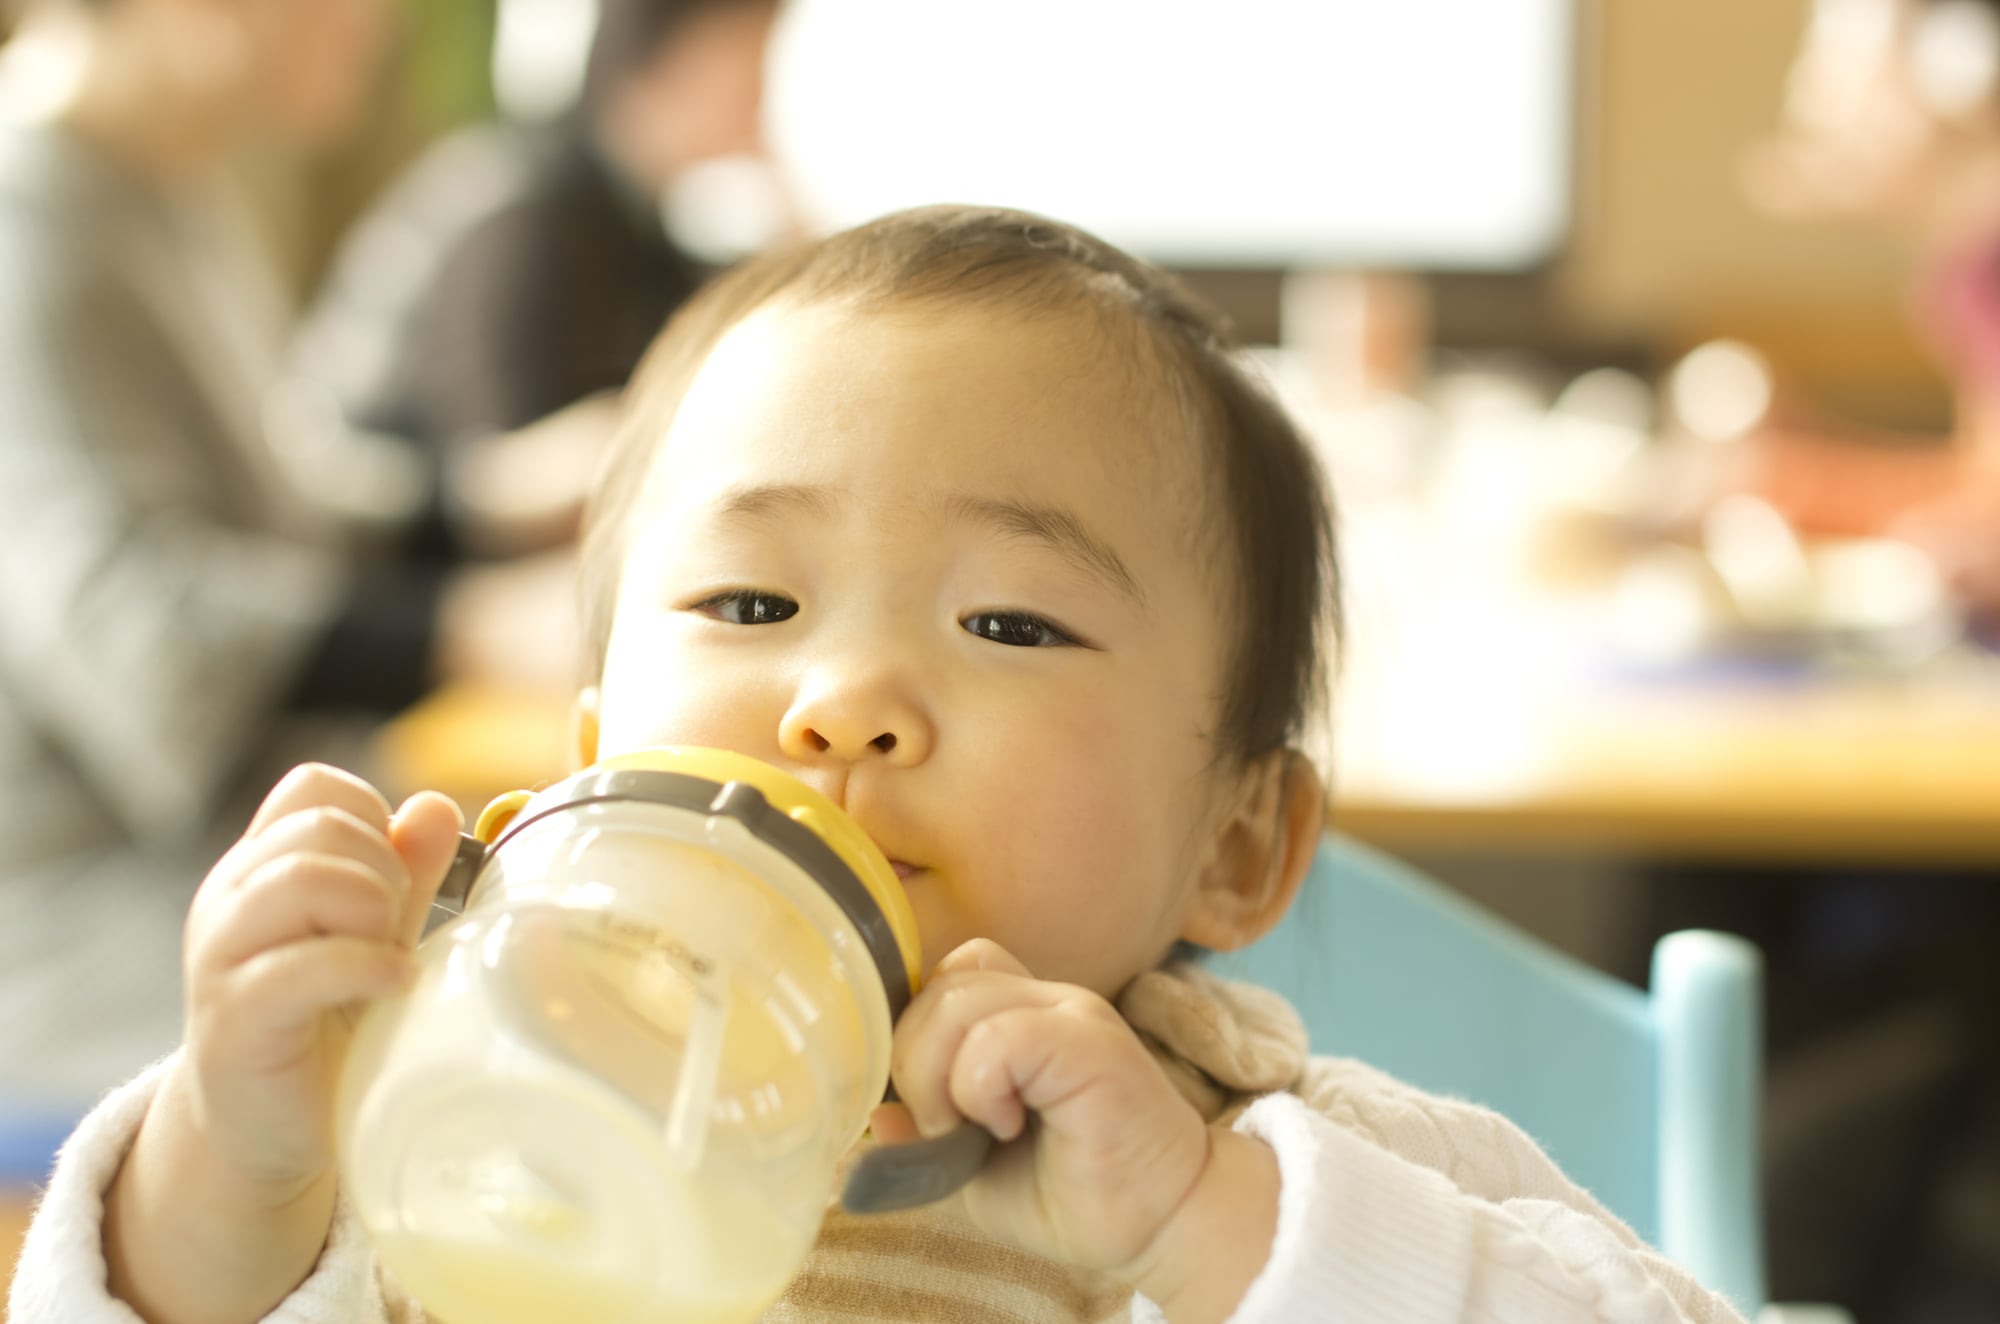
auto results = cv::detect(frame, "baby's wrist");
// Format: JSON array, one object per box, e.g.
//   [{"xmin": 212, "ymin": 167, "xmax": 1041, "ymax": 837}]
[
  {"xmin": 1127, "ymin": 1126, "xmax": 1280, "ymax": 1324},
  {"xmin": 107, "ymin": 1064, "xmax": 341, "ymax": 1324},
  {"xmin": 168, "ymin": 1058, "xmax": 334, "ymax": 1207}
]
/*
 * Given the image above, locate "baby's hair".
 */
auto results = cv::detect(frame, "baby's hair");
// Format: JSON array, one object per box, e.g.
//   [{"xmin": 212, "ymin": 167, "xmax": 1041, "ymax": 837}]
[{"xmin": 580, "ymin": 205, "xmax": 1340, "ymax": 763}]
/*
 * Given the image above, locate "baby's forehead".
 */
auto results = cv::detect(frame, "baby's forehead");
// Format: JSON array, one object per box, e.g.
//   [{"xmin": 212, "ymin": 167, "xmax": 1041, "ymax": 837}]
[{"xmin": 651, "ymin": 297, "xmax": 1217, "ymax": 518}]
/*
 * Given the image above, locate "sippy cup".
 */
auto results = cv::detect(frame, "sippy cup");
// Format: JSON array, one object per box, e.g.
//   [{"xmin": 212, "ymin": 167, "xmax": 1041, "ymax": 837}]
[{"xmin": 335, "ymin": 748, "xmax": 988, "ymax": 1324}]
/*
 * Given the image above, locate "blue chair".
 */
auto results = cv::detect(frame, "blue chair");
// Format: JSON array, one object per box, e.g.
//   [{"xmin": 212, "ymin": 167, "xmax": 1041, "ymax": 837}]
[{"xmin": 1208, "ymin": 833, "xmax": 1772, "ymax": 1315}]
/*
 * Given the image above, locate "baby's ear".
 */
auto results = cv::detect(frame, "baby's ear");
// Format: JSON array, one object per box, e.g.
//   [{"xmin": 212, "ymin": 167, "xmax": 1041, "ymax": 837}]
[
  {"xmin": 569, "ymin": 687, "xmax": 602, "ymax": 769},
  {"xmin": 1177, "ymin": 749, "xmax": 1324, "ymax": 954}
]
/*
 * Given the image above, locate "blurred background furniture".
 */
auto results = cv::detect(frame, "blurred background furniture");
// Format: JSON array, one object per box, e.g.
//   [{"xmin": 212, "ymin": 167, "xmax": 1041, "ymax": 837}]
[
  {"xmin": 1, "ymin": 1103, "xmax": 73, "ymax": 1323},
  {"xmin": 1327, "ymin": 636, "xmax": 2000, "ymax": 870},
  {"xmin": 1210, "ymin": 832, "xmax": 1833, "ymax": 1321}
]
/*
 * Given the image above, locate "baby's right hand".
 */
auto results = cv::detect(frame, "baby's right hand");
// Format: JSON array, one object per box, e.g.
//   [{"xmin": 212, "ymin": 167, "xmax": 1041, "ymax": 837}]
[{"xmin": 175, "ymin": 763, "xmax": 462, "ymax": 1192}]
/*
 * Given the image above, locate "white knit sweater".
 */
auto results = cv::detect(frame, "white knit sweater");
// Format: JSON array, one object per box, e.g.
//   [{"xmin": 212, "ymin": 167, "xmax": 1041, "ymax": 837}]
[{"xmin": 10, "ymin": 968, "xmax": 1748, "ymax": 1324}]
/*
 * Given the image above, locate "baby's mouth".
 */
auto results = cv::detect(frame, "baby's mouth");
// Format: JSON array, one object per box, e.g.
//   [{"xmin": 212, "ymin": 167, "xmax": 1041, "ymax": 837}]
[{"xmin": 887, "ymin": 859, "xmax": 921, "ymax": 882}]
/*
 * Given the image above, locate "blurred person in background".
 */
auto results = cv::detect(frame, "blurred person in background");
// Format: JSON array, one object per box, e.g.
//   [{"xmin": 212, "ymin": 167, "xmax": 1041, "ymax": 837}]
[
  {"xmin": 1739, "ymin": 0, "xmax": 2000, "ymax": 625},
  {"xmin": 296, "ymin": 0, "xmax": 783, "ymax": 565},
  {"xmin": 0, "ymin": 0, "xmax": 577, "ymax": 1104}
]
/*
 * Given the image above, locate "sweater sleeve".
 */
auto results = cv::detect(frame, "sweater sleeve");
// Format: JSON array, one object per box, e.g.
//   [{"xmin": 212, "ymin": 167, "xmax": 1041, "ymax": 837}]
[
  {"xmin": 1188, "ymin": 1089, "xmax": 1749, "ymax": 1324},
  {"xmin": 6, "ymin": 1055, "xmax": 393, "ymax": 1324},
  {"xmin": 0, "ymin": 202, "xmax": 351, "ymax": 845}
]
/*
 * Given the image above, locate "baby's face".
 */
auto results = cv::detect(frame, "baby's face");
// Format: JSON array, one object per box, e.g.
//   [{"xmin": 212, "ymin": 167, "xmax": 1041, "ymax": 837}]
[{"xmin": 593, "ymin": 299, "xmax": 1240, "ymax": 997}]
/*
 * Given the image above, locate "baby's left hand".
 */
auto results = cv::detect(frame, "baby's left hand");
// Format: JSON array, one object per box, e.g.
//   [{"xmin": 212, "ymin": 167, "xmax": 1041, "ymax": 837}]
[{"xmin": 876, "ymin": 939, "xmax": 1250, "ymax": 1297}]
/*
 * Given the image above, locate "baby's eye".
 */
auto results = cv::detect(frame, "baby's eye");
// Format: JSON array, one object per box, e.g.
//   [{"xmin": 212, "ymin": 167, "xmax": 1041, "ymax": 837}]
[
  {"xmin": 692, "ymin": 589, "xmax": 799, "ymax": 625},
  {"xmin": 961, "ymin": 611, "xmax": 1077, "ymax": 648}
]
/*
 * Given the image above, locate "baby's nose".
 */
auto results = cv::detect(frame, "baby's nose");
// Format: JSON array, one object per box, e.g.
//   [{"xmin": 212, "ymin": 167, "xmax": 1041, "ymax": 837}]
[
  {"xmin": 796, "ymin": 726, "xmax": 898, "ymax": 757},
  {"xmin": 779, "ymin": 670, "xmax": 932, "ymax": 767}
]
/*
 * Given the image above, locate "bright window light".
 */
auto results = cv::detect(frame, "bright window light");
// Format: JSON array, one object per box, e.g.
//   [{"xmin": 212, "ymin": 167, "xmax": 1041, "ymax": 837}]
[{"xmin": 766, "ymin": 0, "xmax": 1574, "ymax": 269}]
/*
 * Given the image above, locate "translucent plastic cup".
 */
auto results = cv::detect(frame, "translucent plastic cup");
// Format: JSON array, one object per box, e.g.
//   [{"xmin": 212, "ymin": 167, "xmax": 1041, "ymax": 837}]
[{"xmin": 336, "ymin": 749, "xmax": 922, "ymax": 1324}]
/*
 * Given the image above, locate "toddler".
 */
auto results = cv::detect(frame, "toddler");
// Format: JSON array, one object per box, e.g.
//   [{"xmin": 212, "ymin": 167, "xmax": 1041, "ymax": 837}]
[{"xmin": 13, "ymin": 206, "xmax": 1747, "ymax": 1324}]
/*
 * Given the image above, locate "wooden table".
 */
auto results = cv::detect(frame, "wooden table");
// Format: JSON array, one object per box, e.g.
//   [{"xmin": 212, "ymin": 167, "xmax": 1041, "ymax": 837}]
[
  {"xmin": 1329, "ymin": 672, "xmax": 2000, "ymax": 866},
  {"xmin": 1312, "ymin": 501, "xmax": 2000, "ymax": 868}
]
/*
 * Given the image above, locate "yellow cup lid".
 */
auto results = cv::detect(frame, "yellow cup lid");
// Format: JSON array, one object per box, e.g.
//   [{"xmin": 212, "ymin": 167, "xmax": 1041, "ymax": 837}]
[{"xmin": 474, "ymin": 748, "xmax": 925, "ymax": 1004}]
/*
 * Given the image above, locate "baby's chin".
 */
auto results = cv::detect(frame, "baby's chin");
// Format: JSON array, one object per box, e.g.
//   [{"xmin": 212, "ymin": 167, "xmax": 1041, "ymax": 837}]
[
  {"xmin": 906, "ymin": 901, "xmax": 972, "ymax": 980},
  {"xmin": 890, "ymin": 872, "xmax": 1139, "ymax": 994}
]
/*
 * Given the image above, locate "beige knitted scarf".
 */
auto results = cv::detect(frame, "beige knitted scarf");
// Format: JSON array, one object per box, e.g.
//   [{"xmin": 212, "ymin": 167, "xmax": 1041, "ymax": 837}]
[{"xmin": 761, "ymin": 963, "xmax": 1312, "ymax": 1324}]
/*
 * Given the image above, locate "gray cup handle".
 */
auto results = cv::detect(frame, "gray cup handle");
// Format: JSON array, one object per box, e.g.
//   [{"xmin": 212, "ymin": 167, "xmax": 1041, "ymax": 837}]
[{"xmin": 839, "ymin": 1123, "xmax": 993, "ymax": 1214}]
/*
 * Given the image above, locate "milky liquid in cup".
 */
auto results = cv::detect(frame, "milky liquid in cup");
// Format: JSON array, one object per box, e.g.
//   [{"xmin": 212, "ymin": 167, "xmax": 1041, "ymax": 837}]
[
  {"xmin": 365, "ymin": 1181, "xmax": 800, "ymax": 1324},
  {"xmin": 338, "ymin": 805, "xmax": 893, "ymax": 1324}
]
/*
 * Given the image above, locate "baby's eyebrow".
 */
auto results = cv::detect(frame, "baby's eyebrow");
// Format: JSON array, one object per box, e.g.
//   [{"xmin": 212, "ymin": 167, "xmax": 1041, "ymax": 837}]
[
  {"xmin": 945, "ymin": 494, "xmax": 1148, "ymax": 610},
  {"xmin": 712, "ymin": 482, "xmax": 844, "ymax": 525},
  {"xmin": 706, "ymin": 483, "xmax": 1146, "ymax": 609}
]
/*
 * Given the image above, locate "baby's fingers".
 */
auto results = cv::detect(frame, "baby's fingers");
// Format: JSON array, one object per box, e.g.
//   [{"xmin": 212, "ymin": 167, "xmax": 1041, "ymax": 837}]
[
  {"xmin": 191, "ymin": 807, "xmax": 409, "ymax": 966},
  {"xmin": 868, "ymin": 1101, "xmax": 922, "ymax": 1146},
  {"xmin": 945, "ymin": 1001, "xmax": 1138, "ymax": 1143},
  {"xmin": 388, "ymin": 791, "xmax": 465, "ymax": 948},
  {"xmin": 245, "ymin": 763, "xmax": 393, "ymax": 839},
  {"xmin": 205, "ymin": 936, "xmax": 414, "ymax": 1063},
  {"xmin": 892, "ymin": 971, "xmax": 1065, "ymax": 1140},
  {"xmin": 930, "ymin": 937, "xmax": 1034, "ymax": 981},
  {"xmin": 202, "ymin": 854, "xmax": 404, "ymax": 972}
]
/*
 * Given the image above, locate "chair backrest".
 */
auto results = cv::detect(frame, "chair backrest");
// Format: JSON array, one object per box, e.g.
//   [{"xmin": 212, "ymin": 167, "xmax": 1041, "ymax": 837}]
[{"xmin": 1207, "ymin": 833, "xmax": 1766, "ymax": 1315}]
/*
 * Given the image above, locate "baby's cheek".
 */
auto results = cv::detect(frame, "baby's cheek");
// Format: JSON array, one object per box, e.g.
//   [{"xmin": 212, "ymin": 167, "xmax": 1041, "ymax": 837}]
[
  {"xmin": 1010, "ymin": 683, "xmax": 1206, "ymax": 834},
  {"xmin": 595, "ymin": 661, "xmax": 781, "ymax": 759},
  {"xmin": 968, "ymin": 772, "xmax": 1185, "ymax": 992}
]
